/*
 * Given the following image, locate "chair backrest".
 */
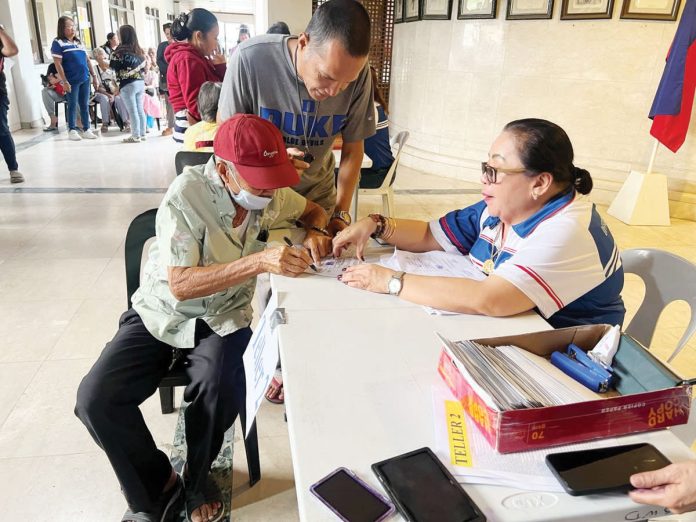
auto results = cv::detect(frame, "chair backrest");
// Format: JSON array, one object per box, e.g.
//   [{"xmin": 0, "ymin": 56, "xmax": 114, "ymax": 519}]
[
  {"xmin": 621, "ymin": 248, "xmax": 696, "ymax": 362},
  {"xmin": 361, "ymin": 130, "xmax": 410, "ymax": 192},
  {"xmin": 124, "ymin": 208, "xmax": 157, "ymax": 309},
  {"xmin": 175, "ymin": 151, "xmax": 214, "ymax": 176}
]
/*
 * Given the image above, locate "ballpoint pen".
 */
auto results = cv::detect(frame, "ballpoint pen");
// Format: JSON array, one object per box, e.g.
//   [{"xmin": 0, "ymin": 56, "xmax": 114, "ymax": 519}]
[{"xmin": 283, "ymin": 236, "xmax": 318, "ymax": 272}]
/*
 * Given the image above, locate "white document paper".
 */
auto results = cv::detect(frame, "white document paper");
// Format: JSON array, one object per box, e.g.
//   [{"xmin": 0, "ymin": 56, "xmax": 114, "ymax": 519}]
[
  {"xmin": 380, "ymin": 250, "xmax": 486, "ymax": 315},
  {"xmin": 243, "ymin": 292, "xmax": 281, "ymax": 437},
  {"xmin": 379, "ymin": 249, "xmax": 486, "ymax": 280}
]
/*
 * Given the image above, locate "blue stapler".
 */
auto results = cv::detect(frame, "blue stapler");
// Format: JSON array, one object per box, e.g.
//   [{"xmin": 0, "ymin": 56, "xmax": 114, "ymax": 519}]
[{"xmin": 550, "ymin": 344, "xmax": 614, "ymax": 393}]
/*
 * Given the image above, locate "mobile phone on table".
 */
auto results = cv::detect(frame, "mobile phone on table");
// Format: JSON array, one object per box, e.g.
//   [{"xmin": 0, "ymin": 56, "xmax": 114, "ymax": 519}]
[
  {"xmin": 310, "ymin": 467, "xmax": 395, "ymax": 522},
  {"xmin": 372, "ymin": 447, "xmax": 486, "ymax": 522},
  {"xmin": 545, "ymin": 443, "xmax": 671, "ymax": 496}
]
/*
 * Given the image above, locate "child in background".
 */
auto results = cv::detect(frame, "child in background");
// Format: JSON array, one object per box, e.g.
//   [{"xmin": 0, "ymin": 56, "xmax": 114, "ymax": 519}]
[
  {"xmin": 182, "ymin": 81, "xmax": 220, "ymax": 152},
  {"xmin": 143, "ymin": 56, "xmax": 162, "ymax": 131}
]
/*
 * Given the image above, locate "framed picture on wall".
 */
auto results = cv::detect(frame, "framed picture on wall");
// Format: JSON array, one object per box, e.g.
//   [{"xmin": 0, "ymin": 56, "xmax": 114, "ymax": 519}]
[
  {"xmin": 561, "ymin": 0, "xmax": 614, "ymax": 18},
  {"xmin": 458, "ymin": 0, "xmax": 498, "ymax": 18},
  {"xmin": 506, "ymin": 0, "xmax": 554, "ymax": 19},
  {"xmin": 423, "ymin": 0, "xmax": 454, "ymax": 18},
  {"xmin": 405, "ymin": 0, "xmax": 422, "ymax": 21},
  {"xmin": 395, "ymin": 0, "xmax": 405, "ymax": 22},
  {"xmin": 620, "ymin": 0, "xmax": 680, "ymax": 20}
]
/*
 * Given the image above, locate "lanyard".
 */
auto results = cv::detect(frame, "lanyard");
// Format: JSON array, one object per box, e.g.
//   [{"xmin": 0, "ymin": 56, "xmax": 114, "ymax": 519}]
[{"xmin": 293, "ymin": 42, "xmax": 319, "ymax": 164}]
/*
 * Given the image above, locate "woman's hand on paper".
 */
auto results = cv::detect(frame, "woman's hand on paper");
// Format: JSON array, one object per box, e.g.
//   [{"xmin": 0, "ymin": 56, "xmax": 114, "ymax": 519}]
[
  {"xmin": 332, "ymin": 217, "xmax": 378, "ymax": 260},
  {"xmin": 339, "ymin": 263, "xmax": 392, "ymax": 294},
  {"xmin": 629, "ymin": 460, "xmax": 696, "ymax": 514}
]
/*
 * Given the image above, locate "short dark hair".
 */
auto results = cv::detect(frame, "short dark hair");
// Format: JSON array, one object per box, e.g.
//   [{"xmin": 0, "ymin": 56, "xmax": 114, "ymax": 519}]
[
  {"xmin": 162, "ymin": 22, "xmax": 172, "ymax": 32},
  {"xmin": 504, "ymin": 118, "xmax": 593, "ymax": 195},
  {"xmin": 305, "ymin": 0, "xmax": 371, "ymax": 57},
  {"xmin": 197, "ymin": 82, "xmax": 222, "ymax": 123},
  {"xmin": 106, "ymin": 32, "xmax": 116, "ymax": 41},
  {"xmin": 171, "ymin": 9, "xmax": 218, "ymax": 42},
  {"xmin": 267, "ymin": 21, "xmax": 290, "ymax": 35}
]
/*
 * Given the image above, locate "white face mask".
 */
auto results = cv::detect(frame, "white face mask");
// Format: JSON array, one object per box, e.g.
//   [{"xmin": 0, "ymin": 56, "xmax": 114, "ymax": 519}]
[{"xmin": 227, "ymin": 168, "xmax": 272, "ymax": 211}]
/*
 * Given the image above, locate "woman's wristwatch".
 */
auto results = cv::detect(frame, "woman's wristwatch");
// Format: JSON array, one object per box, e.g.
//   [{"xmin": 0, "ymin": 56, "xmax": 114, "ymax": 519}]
[{"xmin": 331, "ymin": 210, "xmax": 352, "ymax": 226}]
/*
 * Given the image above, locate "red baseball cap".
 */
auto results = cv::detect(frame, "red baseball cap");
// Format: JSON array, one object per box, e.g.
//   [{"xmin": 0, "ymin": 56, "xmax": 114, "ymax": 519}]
[{"xmin": 214, "ymin": 114, "xmax": 300, "ymax": 190}]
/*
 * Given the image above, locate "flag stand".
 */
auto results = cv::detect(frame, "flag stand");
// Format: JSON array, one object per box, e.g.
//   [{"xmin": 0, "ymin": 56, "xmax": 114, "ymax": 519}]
[{"xmin": 607, "ymin": 138, "xmax": 671, "ymax": 226}]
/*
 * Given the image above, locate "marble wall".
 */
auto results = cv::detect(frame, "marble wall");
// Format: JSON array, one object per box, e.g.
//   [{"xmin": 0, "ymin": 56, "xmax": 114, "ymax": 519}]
[{"xmin": 389, "ymin": 9, "xmax": 696, "ymax": 219}]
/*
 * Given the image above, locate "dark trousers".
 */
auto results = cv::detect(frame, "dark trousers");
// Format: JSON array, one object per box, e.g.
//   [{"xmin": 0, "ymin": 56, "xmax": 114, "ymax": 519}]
[
  {"xmin": 0, "ymin": 94, "xmax": 18, "ymax": 171},
  {"xmin": 75, "ymin": 308, "xmax": 251, "ymax": 512}
]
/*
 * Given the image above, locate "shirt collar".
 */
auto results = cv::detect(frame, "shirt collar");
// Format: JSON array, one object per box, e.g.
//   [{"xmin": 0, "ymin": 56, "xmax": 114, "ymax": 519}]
[{"xmin": 482, "ymin": 188, "xmax": 575, "ymax": 237}]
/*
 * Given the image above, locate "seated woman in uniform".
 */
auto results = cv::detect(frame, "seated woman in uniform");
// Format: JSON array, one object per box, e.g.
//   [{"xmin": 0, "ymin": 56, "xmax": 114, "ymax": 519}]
[{"xmin": 332, "ymin": 118, "xmax": 625, "ymax": 328}]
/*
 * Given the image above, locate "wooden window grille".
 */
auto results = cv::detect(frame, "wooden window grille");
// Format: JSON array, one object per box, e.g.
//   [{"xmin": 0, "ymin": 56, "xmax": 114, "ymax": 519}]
[{"xmin": 311, "ymin": 0, "xmax": 394, "ymax": 104}]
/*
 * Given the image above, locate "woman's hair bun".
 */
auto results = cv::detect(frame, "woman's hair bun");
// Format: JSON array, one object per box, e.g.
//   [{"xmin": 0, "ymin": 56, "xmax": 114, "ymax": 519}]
[
  {"xmin": 171, "ymin": 12, "xmax": 192, "ymax": 40},
  {"xmin": 573, "ymin": 166, "xmax": 593, "ymax": 195}
]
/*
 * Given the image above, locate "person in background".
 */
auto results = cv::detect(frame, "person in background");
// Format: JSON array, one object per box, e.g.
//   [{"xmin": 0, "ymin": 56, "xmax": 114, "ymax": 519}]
[
  {"xmin": 0, "ymin": 24, "xmax": 22, "ymax": 183},
  {"xmin": 101, "ymin": 32, "xmax": 118, "ymax": 59},
  {"xmin": 333, "ymin": 118, "xmax": 626, "ymax": 329},
  {"xmin": 75, "ymin": 114, "xmax": 330, "ymax": 522},
  {"xmin": 182, "ymin": 81, "xmax": 220, "ymax": 153},
  {"xmin": 359, "ymin": 66, "xmax": 395, "ymax": 189},
  {"xmin": 51, "ymin": 16, "xmax": 100, "ymax": 141},
  {"xmin": 94, "ymin": 46, "xmax": 130, "ymax": 132},
  {"xmin": 165, "ymin": 9, "xmax": 226, "ymax": 143},
  {"xmin": 266, "ymin": 21, "xmax": 290, "ymax": 35},
  {"xmin": 630, "ymin": 460, "xmax": 696, "ymax": 515},
  {"xmin": 147, "ymin": 47, "xmax": 157, "ymax": 69},
  {"xmin": 40, "ymin": 63, "xmax": 65, "ymax": 133},
  {"xmin": 111, "ymin": 24, "xmax": 147, "ymax": 143},
  {"xmin": 143, "ymin": 56, "xmax": 162, "ymax": 131},
  {"xmin": 156, "ymin": 23, "xmax": 175, "ymax": 137}
]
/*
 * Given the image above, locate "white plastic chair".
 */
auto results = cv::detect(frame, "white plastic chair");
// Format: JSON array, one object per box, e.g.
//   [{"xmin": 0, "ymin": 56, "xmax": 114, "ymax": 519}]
[
  {"xmin": 621, "ymin": 248, "xmax": 696, "ymax": 363},
  {"xmin": 351, "ymin": 131, "xmax": 410, "ymax": 218}
]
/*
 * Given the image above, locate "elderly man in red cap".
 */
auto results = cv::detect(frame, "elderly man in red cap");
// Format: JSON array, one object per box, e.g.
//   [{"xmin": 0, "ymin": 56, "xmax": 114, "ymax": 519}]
[{"xmin": 74, "ymin": 114, "xmax": 331, "ymax": 522}]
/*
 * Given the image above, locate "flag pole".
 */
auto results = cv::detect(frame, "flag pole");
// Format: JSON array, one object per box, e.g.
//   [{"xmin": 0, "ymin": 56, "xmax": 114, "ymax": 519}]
[{"xmin": 646, "ymin": 138, "xmax": 659, "ymax": 175}]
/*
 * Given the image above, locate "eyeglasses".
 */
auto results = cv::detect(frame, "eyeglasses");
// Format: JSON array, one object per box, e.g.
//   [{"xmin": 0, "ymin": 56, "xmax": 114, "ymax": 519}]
[{"xmin": 481, "ymin": 162, "xmax": 528, "ymax": 184}]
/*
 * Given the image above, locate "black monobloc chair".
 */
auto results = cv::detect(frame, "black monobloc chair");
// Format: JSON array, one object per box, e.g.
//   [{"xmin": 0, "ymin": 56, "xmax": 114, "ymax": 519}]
[
  {"xmin": 175, "ymin": 151, "xmax": 214, "ymax": 176},
  {"xmin": 124, "ymin": 208, "xmax": 261, "ymax": 486}
]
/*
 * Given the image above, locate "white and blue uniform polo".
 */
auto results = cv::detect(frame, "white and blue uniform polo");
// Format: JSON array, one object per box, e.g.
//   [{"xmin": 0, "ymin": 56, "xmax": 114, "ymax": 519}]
[
  {"xmin": 429, "ymin": 189, "xmax": 625, "ymax": 328},
  {"xmin": 50, "ymin": 38, "xmax": 90, "ymax": 85}
]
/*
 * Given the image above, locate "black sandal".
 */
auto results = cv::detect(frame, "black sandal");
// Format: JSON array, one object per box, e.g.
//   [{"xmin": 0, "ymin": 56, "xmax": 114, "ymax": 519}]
[
  {"xmin": 121, "ymin": 474, "xmax": 183, "ymax": 522},
  {"xmin": 184, "ymin": 475, "xmax": 225, "ymax": 522}
]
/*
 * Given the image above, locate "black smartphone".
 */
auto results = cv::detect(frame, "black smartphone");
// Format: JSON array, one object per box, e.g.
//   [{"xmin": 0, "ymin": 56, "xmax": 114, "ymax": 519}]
[
  {"xmin": 372, "ymin": 447, "xmax": 486, "ymax": 522},
  {"xmin": 545, "ymin": 443, "xmax": 671, "ymax": 496},
  {"xmin": 310, "ymin": 467, "xmax": 395, "ymax": 522}
]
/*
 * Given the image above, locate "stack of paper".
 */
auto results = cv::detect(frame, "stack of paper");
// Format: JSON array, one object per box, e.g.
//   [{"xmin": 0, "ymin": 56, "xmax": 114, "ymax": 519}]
[{"xmin": 439, "ymin": 334, "xmax": 597, "ymax": 411}]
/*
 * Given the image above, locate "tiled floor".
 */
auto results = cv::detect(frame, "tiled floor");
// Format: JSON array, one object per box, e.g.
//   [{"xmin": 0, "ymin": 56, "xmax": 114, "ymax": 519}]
[{"xmin": 1, "ymin": 126, "xmax": 695, "ymax": 521}]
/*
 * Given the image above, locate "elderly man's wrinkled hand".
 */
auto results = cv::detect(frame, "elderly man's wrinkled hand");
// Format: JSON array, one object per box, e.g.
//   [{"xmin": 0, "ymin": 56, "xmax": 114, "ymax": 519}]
[
  {"xmin": 339, "ymin": 263, "xmax": 393, "ymax": 294},
  {"xmin": 332, "ymin": 217, "xmax": 377, "ymax": 261},
  {"xmin": 262, "ymin": 245, "xmax": 311, "ymax": 277},
  {"xmin": 630, "ymin": 461, "xmax": 696, "ymax": 514},
  {"xmin": 303, "ymin": 231, "xmax": 331, "ymax": 264}
]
